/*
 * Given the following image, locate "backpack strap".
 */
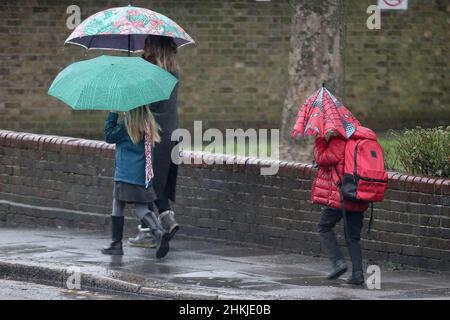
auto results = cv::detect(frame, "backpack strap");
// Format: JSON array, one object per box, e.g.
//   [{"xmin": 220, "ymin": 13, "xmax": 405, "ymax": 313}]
[
  {"xmin": 334, "ymin": 166, "xmax": 352, "ymax": 244},
  {"xmin": 367, "ymin": 203, "xmax": 374, "ymax": 239},
  {"xmin": 339, "ymin": 187, "xmax": 352, "ymax": 245}
]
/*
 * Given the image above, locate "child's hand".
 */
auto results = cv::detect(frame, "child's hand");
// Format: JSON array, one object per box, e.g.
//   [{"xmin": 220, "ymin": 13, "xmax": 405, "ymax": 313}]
[{"xmin": 324, "ymin": 130, "xmax": 337, "ymax": 141}]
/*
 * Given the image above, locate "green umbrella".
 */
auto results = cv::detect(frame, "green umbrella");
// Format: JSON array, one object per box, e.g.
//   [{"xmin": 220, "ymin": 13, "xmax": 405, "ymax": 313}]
[{"xmin": 48, "ymin": 55, "xmax": 178, "ymax": 112}]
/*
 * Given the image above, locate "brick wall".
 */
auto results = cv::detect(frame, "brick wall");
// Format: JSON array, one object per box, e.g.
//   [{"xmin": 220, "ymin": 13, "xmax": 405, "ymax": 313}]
[
  {"xmin": 1, "ymin": 1, "xmax": 448, "ymax": 140},
  {"xmin": 1, "ymin": 130, "xmax": 449, "ymax": 270},
  {"xmin": 0, "ymin": 0, "xmax": 292, "ymax": 138},
  {"xmin": 343, "ymin": 0, "xmax": 450, "ymax": 129}
]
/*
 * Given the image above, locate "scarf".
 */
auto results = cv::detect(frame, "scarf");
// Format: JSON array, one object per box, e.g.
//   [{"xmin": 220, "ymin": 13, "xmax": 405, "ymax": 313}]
[{"xmin": 144, "ymin": 126, "xmax": 154, "ymax": 189}]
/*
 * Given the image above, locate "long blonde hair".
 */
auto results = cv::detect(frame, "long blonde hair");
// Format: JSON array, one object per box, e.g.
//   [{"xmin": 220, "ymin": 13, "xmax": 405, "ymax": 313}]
[
  {"xmin": 124, "ymin": 105, "xmax": 161, "ymax": 145},
  {"xmin": 143, "ymin": 35, "xmax": 178, "ymax": 74}
]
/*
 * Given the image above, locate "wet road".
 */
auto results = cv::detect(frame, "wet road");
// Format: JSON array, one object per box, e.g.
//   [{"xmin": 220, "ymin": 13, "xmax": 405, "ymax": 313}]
[{"xmin": 0, "ymin": 279, "xmax": 150, "ymax": 300}]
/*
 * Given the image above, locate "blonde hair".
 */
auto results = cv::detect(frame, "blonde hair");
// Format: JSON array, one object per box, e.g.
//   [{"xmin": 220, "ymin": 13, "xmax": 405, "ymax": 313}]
[
  {"xmin": 124, "ymin": 106, "xmax": 161, "ymax": 145},
  {"xmin": 143, "ymin": 35, "xmax": 178, "ymax": 74}
]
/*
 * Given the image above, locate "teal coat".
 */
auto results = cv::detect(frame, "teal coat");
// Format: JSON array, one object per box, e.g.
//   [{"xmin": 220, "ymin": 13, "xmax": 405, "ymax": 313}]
[{"xmin": 104, "ymin": 112, "xmax": 150, "ymax": 187}]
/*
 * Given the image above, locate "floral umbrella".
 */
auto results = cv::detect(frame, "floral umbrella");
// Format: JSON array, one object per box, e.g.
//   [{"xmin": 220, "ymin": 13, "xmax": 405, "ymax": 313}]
[
  {"xmin": 292, "ymin": 85, "xmax": 361, "ymax": 139},
  {"xmin": 65, "ymin": 5, "xmax": 195, "ymax": 53}
]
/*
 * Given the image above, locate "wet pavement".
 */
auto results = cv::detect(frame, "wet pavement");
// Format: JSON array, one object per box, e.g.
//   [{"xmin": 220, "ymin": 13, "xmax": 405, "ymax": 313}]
[
  {"xmin": 0, "ymin": 279, "xmax": 149, "ymax": 300},
  {"xmin": 0, "ymin": 227, "xmax": 449, "ymax": 300}
]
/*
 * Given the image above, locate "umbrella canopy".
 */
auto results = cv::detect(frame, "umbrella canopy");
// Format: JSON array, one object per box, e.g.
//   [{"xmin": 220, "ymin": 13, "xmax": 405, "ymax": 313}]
[
  {"xmin": 65, "ymin": 5, "xmax": 195, "ymax": 52},
  {"xmin": 292, "ymin": 86, "xmax": 361, "ymax": 139},
  {"xmin": 48, "ymin": 55, "xmax": 178, "ymax": 112}
]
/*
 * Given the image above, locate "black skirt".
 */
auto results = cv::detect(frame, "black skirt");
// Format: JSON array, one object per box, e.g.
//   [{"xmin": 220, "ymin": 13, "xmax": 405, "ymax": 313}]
[{"xmin": 113, "ymin": 182, "xmax": 157, "ymax": 203}]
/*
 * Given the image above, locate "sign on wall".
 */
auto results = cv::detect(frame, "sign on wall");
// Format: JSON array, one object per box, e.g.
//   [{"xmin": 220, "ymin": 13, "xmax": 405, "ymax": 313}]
[{"xmin": 378, "ymin": 0, "xmax": 408, "ymax": 10}]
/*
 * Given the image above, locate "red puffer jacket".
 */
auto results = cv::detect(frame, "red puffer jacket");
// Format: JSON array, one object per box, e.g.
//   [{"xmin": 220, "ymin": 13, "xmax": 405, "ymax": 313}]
[{"xmin": 311, "ymin": 136, "xmax": 369, "ymax": 213}]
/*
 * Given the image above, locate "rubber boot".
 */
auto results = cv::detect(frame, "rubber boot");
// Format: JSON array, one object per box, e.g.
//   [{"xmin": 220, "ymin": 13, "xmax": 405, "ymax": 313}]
[
  {"xmin": 141, "ymin": 211, "xmax": 171, "ymax": 259},
  {"xmin": 102, "ymin": 216, "xmax": 124, "ymax": 255},
  {"xmin": 159, "ymin": 210, "xmax": 179, "ymax": 240},
  {"xmin": 346, "ymin": 238, "xmax": 364, "ymax": 285},
  {"xmin": 327, "ymin": 259, "xmax": 348, "ymax": 280},
  {"xmin": 128, "ymin": 224, "xmax": 156, "ymax": 248},
  {"xmin": 320, "ymin": 228, "xmax": 347, "ymax": 279},
  {"xmin": 346, "ymin": 271, "xmax": 365, "ymax": 285}
]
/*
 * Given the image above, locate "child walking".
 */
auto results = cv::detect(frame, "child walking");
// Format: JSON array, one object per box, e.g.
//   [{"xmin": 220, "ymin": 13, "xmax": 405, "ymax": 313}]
[
  {"xmin": 102, "ymin": 106, "xmax": 171, "ymax": 259},
  {"xmin": 311, "ymin": 132, "xmax": 369, "ymax": 285}
]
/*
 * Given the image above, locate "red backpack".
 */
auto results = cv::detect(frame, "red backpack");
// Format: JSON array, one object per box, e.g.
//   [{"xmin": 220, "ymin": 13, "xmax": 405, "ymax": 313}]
[
  {"xmin": 338, "ymin": 126, "xmax": 388, "ymax": 237},
  {"xmin": 341, "ymin": 127, "xmax": 388, "ymax": 202}
]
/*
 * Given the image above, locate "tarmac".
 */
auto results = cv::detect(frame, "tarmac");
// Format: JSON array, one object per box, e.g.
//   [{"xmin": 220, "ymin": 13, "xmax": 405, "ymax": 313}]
[
  {"xmin": 0, "ymin": 278, "xmax": 150, "ymax": 300},
  {"xmin": 0, "ymin": 227, "xmax": 449, "ymax": 300}
]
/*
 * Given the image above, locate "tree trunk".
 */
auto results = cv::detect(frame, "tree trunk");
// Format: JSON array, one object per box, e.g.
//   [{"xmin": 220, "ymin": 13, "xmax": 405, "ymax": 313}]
[{"xmin": 280, "ymin": 0, "xmax": 344, "ymax": 162}]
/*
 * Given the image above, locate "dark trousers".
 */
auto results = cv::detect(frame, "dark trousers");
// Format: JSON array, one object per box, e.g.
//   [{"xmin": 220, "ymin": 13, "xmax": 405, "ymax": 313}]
[{"xmin": 318, "ymin": 206, "xmax": 364, "ymax": 274}]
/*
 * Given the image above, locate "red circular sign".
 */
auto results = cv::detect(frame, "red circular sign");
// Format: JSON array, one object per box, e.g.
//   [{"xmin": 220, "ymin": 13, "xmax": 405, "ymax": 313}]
[{"xmin": 383, "ymin": 0, "xmax": 404, "ymax": 7}]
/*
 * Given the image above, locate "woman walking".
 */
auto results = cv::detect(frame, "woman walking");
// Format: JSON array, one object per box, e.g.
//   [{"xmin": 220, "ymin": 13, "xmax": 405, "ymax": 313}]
[
  {"xmin": 128, "ymin": 35, "xmax": 181, "ymax": 248},
  {"xmin": 311, "ymin": 131, "xmax": 369, "ymax": 285},
  {"xmin": 102, "ymin": 106, "xmax": 171, "ymax": 259}
]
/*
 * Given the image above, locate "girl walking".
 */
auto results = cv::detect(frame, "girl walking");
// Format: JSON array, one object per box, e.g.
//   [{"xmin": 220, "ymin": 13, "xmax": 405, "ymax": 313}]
[
  {"xmin": 102, "ymin": 106, "xmax": 171, "ymax": 259},
  {"xmin": 311, "ymin": 131, "xmax": 369, "ymax": 285},
  {"xmin": 293, "ymin": 86, "xmax": 369, "ymax": 285},
  {"xmin": 128, "ymin": 35, "xmax": 181, "ymax": 248}
]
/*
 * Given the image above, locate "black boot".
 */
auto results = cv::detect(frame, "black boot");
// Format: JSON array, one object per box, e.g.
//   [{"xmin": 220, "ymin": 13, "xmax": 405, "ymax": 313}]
[
  {"xmin": 141, "ymin": 211, "xmax": 171, "ymax": 259},
  {"xmin": 327, "ymin": 259, "xmax": 348, "ymax": 280},
  {"xmin": 346, "ymin": 271, "xmax": 365, "ymax": 285},
  {"xmin": 102, "ymin": 216, "xmax": 124, "ymax": 255},
  {"xmin": 346, "ymin": 238, "xmax": 364, "ymax": 285},
  {"xmin": 320, "ymin": 227, "xmax": 347, "ymax": 280}
]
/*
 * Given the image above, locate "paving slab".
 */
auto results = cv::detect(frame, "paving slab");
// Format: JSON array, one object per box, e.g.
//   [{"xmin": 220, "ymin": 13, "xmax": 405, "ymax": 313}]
[{"xmin": 0, "ymin": 227, "xmax": 449, "ymax": 300}]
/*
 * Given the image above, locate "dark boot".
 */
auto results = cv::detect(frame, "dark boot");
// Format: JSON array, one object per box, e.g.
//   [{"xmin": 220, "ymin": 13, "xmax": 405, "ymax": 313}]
[
  {"xmin": 102, "ymin": 216, "xmax": 124, "ymax": 255},
  {"xmin": 318, "ymin": 207, "xmax": 348, "ymax": 280},
  {"xmin": 346, "ymin": 271, "xmax": 365, "ymax": 285},
  {"xmin": 320, "ymin": 228, "xmax": 347, "ymax": 279},
  {"xmin": 327, "ymin": 259, "xmax": 348, "ymax": 280},
  {"xmin": 159, "ymin": 210, "xmax": 179, "ymax": 240},
  {"xmin": 141, "ymin": 211, "xmax": 171, "ymax": 259},
  {"xmin": 346, "ymin": 238, "xmax": 364, "ymax": 284}
]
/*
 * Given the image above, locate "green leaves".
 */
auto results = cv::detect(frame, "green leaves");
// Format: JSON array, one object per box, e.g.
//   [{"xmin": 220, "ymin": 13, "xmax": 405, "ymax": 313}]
[{"xmin": 387, "ymin": 126, "xmax": 450, "ymax": 178}]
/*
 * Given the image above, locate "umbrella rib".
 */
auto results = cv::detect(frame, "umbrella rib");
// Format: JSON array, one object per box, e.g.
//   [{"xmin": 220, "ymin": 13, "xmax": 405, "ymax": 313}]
[
  {"xmin": 65, "ymin": 40, "xmax": 146, "ymax": 53},
  {"xmin": 87, "ymin": 34, "xmax": 95, "ymax": 50}
]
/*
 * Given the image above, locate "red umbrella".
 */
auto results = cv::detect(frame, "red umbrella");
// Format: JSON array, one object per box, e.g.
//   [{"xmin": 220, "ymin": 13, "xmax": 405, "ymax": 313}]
[{"xmin": 292, "ymin": 85, "xmax": 361, "ymax": 139}]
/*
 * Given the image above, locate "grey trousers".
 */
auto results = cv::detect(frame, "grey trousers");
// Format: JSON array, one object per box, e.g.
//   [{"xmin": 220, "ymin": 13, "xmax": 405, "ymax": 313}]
[
  {"xmin": 111, "ymin": 198, "xmax": 151, "ymax": 220},
  {"xmin": 318, "ymin": 206, "xmax": 364, "ymax": 274}
]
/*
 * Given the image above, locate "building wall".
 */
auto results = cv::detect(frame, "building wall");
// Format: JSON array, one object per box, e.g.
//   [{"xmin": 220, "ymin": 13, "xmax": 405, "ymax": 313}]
[
  {"xmin": 1, "ymin": 130, "xmax": 449, "ymax": 270},
  {"xmin": 0, "ymin": 0, "xmax": 448, "ymax": 139},
  {"xmin": 343, "ymin": 0, "xmax": 449, "ymax": 129},
  {"xmin": 0, "ymin": 0, "xmax": 292, "ymax": 138}
]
